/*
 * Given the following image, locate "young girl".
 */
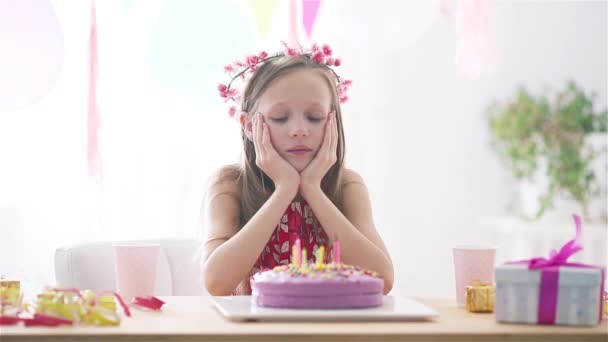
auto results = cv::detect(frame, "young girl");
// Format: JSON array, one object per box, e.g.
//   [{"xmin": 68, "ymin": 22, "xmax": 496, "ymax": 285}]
[{"xmin": 202, "ymin": 43, "xmax": 393, "ymax": 296}]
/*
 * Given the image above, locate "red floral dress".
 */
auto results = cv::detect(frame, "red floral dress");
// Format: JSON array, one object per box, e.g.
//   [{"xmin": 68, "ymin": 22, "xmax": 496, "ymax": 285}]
[{"xmin": 232, "ymin": 200, "xmax": 332, "ymax": 295}]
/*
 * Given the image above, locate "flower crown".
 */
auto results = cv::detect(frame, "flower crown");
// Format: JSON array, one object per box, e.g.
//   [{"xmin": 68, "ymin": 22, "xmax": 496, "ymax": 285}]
[{"xmin": 218, "ymin": 42, "xmax": 352, "ymax": 118}]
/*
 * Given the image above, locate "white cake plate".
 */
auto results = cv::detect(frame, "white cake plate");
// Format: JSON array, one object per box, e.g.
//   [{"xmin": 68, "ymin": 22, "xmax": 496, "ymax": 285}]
[{"xmin": 210, "ymin": 295, "xmax": 439, "ymax": 322}]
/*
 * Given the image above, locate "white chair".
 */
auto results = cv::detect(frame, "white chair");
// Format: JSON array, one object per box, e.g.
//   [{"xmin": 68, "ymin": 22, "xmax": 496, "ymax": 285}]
[{"xmin": 54, "ymin": 239, "xmax": 206, "ymax": 296}]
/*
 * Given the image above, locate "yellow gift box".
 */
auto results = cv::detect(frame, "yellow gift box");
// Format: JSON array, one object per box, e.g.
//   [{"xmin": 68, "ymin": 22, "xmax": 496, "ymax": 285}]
[
  {"xmin": 0, "ymin": 279, "xmax": 20, "ymax": 292},
  {"xmin": 466, "ymin": 283, "xmax": 495, "ymax": 313},
  {"xmin": 0, "ymin": 278, "xmax": 21, "ymax": 316}
]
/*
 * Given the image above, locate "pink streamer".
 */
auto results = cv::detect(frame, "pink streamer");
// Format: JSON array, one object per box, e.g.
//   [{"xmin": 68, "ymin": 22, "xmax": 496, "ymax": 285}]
[
  {"xmin": 302, "ymin": 0, "xmax": 321, "ymax": 40},
  {"xmin": 88, "ymin": 1, "xmax": 102, "ymax": 182},
  {"xmin": 288, "ymin": 0, "xmax": 299, "ymax": 46}
]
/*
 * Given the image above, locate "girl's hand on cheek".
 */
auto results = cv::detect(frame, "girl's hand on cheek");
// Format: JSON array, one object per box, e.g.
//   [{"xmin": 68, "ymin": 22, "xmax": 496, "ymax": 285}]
[
  {"xmin": 252, "ymin": 112, "xmax": 300, "ymax": 193},
  {"xmin": 300, "ymin": 111, "xmax": 337, "ymax": 193}
]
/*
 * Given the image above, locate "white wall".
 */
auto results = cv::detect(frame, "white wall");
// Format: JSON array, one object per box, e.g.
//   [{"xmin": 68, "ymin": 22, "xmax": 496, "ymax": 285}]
[{"xmin": 338, "ymin": 1, "xmax": 607, "ymax": 297}]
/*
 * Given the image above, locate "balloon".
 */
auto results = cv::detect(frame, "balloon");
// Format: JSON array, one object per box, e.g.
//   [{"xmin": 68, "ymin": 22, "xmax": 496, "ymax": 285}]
[
  {"xmin": 335, "ymin": 0, "xmax": 439, "ymax": 51},
  {"xmin": 0, "ymin": 0, "xmax": 64, "ymax": 112}
]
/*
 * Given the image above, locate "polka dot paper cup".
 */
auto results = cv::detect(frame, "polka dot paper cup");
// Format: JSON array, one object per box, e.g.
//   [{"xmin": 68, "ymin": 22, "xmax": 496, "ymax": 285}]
[{"xmin": 453, "ymin": 246, "xmax": 496, "ymax": 308}]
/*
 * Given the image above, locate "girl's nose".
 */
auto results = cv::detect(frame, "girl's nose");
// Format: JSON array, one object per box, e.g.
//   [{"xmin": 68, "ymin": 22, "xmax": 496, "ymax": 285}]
[{"xmin": 290, "ymin": 120, "xmax": 309, "ymax": 137}]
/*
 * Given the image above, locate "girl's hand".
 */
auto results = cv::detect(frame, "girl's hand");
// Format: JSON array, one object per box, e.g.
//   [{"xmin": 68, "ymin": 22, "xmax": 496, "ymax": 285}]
[
  {"xmin": 252, "ymin": 112, "xmax": 300, "ymax": 193},
  {"xmin": 300, "ymin": 111, "xmax": 337, "ymax": 193}
]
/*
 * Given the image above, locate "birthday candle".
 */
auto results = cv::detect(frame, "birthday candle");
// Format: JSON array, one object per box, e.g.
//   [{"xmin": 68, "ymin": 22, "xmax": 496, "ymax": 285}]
[
  {"xmin": 292, "ymin": 238, "xmax": 301, "ymax": 266},
  {"xmin": 316, "ymin": 246, "xmax": 325, "ymax": 266},
  {"xmin": 301, "ymin": 248, "xmax": 307, "ymax": 265},
  {"xmin": 333, "ymin": 239, "xmax": 341, "ymax": 264}
]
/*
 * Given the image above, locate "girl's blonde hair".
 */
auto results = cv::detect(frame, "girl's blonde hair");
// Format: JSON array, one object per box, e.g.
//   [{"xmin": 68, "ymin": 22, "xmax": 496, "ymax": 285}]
[{"xmin": 220, "ymin": 54, "xmax": 346, "ymax": 227}]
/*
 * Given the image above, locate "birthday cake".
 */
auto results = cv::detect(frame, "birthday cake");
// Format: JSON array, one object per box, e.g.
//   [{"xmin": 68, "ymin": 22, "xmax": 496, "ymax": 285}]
[{"xmin": 250, "ymin": 244, "xmax": 384, "ymax": 309}]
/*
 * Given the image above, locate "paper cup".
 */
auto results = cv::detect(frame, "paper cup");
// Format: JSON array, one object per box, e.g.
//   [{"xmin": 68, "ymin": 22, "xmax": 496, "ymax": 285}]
[
  {"xmin": 113, "ymin": 243, "xmax": 160, "ymax": 302},
  {"xmin": 453, "ymin": 245, "xmax": 496, "ymax": 308}
]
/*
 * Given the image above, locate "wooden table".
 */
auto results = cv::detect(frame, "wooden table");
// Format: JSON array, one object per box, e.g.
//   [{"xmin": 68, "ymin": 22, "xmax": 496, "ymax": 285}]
[{"xmin": 1, "ymin": 296, "xmax": 606, "ymax": 341}]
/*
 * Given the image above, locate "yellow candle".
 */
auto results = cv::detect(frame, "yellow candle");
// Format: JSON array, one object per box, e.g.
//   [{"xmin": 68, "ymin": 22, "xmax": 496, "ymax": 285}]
[
  {"xmin": 316, "ymin": 246, "xmax": 325, "ymax": 266},
  {"xmin": 301, "ymin": 248, "xmax": 307, "ymax": 265},
  {"xmin": 292, "ymin": 238, "xmax": 301, "ymax": 266}
]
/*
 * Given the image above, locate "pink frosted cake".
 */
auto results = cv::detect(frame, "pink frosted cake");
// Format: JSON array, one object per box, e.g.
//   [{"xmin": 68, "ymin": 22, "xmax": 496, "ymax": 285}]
[{"xmin": 250, "ymin": 263, "xmax": 384, "ymax": 309}]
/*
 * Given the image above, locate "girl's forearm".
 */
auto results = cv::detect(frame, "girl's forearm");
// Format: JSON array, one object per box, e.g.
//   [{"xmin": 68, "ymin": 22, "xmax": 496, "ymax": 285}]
[
  {"xmin": 302, "ymin": 185, "xmax": 394, "ymax": 294},
  {"xmin": 204, "ymin": 186, "xmax": 296, "ymax": 295}
]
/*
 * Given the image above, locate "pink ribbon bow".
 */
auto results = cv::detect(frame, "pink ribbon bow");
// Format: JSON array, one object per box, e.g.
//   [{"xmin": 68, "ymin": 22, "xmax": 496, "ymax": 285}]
[{"xmin": 526, "ymin": 214, "xmax": 583, "ymax": 269}]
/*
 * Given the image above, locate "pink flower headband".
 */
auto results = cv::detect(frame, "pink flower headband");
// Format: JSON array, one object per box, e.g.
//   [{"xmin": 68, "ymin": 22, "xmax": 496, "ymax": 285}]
[{"xmin": 218, "ymin": 42, "xmax": 352, "ymax": 118}]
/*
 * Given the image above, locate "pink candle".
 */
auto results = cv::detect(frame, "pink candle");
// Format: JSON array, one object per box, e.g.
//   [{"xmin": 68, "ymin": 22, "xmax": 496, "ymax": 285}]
[{"xmin": 333, "ymin": 239, "xmax": 341, "ymax": 264}]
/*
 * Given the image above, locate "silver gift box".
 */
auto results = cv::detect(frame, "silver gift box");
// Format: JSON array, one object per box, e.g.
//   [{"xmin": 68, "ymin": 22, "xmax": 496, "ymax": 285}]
[{"xmin": 495, "ymin": 263, "xmax": 604, "ymax": 326}]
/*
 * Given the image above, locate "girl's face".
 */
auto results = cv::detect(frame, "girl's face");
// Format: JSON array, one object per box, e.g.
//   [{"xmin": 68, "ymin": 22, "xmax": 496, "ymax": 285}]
[{"xmin": 253, "ymin": 69, "xmax": 333, "ymax": 172}]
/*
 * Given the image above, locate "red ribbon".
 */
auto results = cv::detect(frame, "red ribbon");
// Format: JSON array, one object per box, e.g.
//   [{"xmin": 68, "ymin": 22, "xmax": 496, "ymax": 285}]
[
  {"xmin": 0, "ymin": 289, "xmax": 166, "ymax": 326},
  {"xmin": 23, "ymin": 314, "xmax": 74, "ymax": 327},
  {"xmin": 95, "ymin": 291, "xmax": 131, "ymax": 317},
  {"xmin": 132, "ymin": 296, "xmax": 165, "ymax": 311},
  {"xmin": 0, "ymin": 316, "xmax": 21, "ymax": 326}
]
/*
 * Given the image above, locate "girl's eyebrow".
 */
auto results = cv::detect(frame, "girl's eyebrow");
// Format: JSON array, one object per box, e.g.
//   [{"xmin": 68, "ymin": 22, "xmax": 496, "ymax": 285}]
[
  {"xmin": 266, "ymin": 101, "xmax": 327, "ymax": 115},
  {"xmin": 267, "ymin": 103, "xmax": 287, "ymax": 112},
  {"xmin": 307, "ymin": 102, "xmax": 325, "ymax": 110},
  {"xmin": 268, "ymin": 100, "xmax": 325, "ymax": 109}
]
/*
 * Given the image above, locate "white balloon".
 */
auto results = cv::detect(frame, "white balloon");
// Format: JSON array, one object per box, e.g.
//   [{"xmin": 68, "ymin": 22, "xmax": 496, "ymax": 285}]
[
  {"xmin": 0, "ymin": 0, "xmax": 64, "ymax": 112},
  {"xmin": 335, "ymin": 0, "xmax": 440, "ymax": 51}
]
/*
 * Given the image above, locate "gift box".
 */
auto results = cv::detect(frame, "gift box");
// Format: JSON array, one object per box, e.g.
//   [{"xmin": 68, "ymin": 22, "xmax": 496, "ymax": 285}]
[
  {"xmin": 495, "ymin": 214, "xmax": 605, "ymax": 326},
  {"xmin": 0, "ymin": 278, "xmax": 20, "ymax": 293},
  {"xmin": 0, "ymin": 278, "xmax": 21, "ymax": 316},
  {"xmin": 466, "ymin": 283, "xmax": 495, "ymax": 313}
]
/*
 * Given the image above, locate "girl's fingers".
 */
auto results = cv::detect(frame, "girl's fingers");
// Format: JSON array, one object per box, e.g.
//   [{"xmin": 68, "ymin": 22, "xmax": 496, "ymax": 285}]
[
  {"xmin": 254, "ymin": 113, "xmax": 264, "ymax": 160},
  {"xmin": 251, "ymin": 113, "xmax": 258, "ymax": 148},
  {"xmin": 261, "ymin": 120, "xmax": 271, "ymax": 155},
  {"xmin": 330, "ymin": 112, "xmax": 338, "ymax": 157},
  {"xmin": 325, "ymin": 112, "xmax": 334, "ymax": 158},
  {"xmin": 255, "ymin": 113, "xmax": 263, "ymax": 152},
  {"xmin": 321, "ymin": 113, "xmax": 332, "ymax": 155},
  {"xmin": 259, "ymin": 114, "xmax": 271, "ymax": 156}
]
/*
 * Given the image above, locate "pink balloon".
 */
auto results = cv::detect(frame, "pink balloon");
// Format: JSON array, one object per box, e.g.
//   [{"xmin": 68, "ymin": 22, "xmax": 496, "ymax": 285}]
[{"xmin": 0, "ymin": 0, "xmax": 64, "ymax": 111}]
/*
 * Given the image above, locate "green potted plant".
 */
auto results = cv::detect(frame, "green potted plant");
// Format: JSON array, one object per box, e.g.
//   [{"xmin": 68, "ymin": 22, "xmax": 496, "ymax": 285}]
[{"xmin": 487, "ymin": 81, "xmax": 607, "ymax": 221}]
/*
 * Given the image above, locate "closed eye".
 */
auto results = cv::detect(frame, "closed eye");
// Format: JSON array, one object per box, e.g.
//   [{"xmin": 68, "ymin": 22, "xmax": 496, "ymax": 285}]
[
  {"xmin": 308, "ymin": 116, "xmax": 323, "ymax": 123},
  {"xmin": 307, "ymin": 112, "xmax": 325, "ymax": 123},
  {"xmin": 270, "ymin": 117, "xmax": 288, "ymax": 123}
]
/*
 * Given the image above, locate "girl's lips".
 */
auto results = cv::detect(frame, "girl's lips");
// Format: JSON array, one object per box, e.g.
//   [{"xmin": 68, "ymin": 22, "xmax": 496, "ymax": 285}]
[{"xmin": 287, "ymin": 145, "xmax": 312, "ymax": 155}]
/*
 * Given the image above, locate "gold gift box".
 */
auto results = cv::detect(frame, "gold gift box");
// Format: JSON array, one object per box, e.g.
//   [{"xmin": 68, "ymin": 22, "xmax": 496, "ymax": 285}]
[
  {"xmin": 0, "ymin": 278, "xmax": 20, "ymax": 292},
  {"xmin": 0, "ymin": 278, "xmax": 21, "ymax": 301},
  {"xmin": 466, "ymin": 283, "xmax": 495, "ymax": 313},
  {"xmin": 0, "ymin": 278, "xmax": 21, "ymax": 316}
]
